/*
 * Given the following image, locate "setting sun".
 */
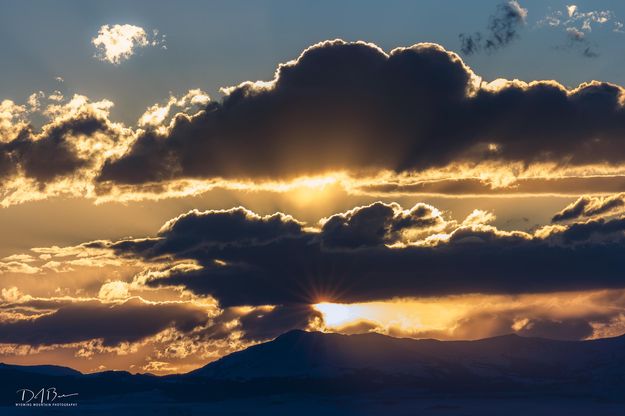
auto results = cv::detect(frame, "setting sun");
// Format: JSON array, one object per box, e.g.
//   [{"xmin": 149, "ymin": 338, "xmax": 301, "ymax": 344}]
[
  {"xmin": 314, "ymin": 302, "xmax": 356, "ymax": 326},
  {"xmin": 3, "ymin": 0, "xmax": 625, "ymax": 412}
]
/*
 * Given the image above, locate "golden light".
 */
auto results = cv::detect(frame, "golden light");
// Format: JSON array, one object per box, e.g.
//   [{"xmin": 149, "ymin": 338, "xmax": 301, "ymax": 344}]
[
  {"xmin": 285, "ymin": 175, "xmax": 340, "ymax": 208},
  {"xmin": 312, "ymin": 292, "xmax": 625, "ymax": 341},
  {"xmin": 314, "ymin": 302, "xmax": 356, "ymax": 327}
]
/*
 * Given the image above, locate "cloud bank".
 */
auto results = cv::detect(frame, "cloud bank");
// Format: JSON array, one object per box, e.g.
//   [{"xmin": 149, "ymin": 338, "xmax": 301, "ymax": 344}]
[
  {"xmin": 99, "ymin": 39, "xmax": 625, "ymax": 188},
  {"xmin": 4, "ymin": 40, "xmax": 625, "ymax": 205},
  {"xmin": 77, "ymin": 202, "xmax": 625, "ymax": 308}
]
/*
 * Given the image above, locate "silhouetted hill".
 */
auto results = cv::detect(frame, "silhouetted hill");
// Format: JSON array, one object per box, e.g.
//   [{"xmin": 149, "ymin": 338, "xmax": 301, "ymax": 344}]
[
  {"xmin": 3, "ymin": 331, "xmax": 625, "ymax": 414},
  {"xmin": 0, "ymin": 363, "xmax": 81, "ymax": 377},
  {"xmin": 189, "ymin": 329, "xmax": 625, "ymax": 387}
]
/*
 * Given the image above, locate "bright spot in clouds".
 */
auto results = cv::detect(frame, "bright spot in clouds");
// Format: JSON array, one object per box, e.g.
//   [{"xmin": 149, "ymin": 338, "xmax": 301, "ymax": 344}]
[
  {"xmin": 314, "ymin": 303, "xmax": 356, "ymax": 326},
  {"xmin": 92, "ymin": 24, "xmax": 165, "ymax": 64},
  {"xmin": 98, "ymin": 281, "xmax": 131, "ymax": 300}
]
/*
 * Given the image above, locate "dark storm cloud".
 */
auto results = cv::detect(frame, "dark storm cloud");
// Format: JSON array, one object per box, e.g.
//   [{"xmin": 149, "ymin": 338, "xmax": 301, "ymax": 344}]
[
  {"xmin": 99, "ymin": 40, "xmax": 471, "ymax": 183},
  {"xmin": 555, "ymin": 216, "xmax": 625, "ymax": 243},
  {"xmin": 0, "ymin": 116, "xmax": 111, "ymax": 182},
  {"xmin": 98, "ymin": 38, "xmax": 625, "ymax": 186},
  {"xmin": 320, "ymin": 202, "xmax": 442, "ymax": 248},
  {"xmin": 100, "ymin": 207, "xmax": 304, "ymax": 258},
  {"xmin": 104, "ymin": 205, "xmax": 625, "ymax": 307},
  {"xmin": 0, "ymin": 298, "xmax": 208, "ymax": 346},
  {"xmin": 156, "ymin": 207, "xmax": 303, "ymax": 253},
  {"xmin": 552, "ymin": 194, "xmax": 625, "ymax": 222},
  {"xmin": 460, "ymin": 1, "xmax": 528, "ymax": 55}
]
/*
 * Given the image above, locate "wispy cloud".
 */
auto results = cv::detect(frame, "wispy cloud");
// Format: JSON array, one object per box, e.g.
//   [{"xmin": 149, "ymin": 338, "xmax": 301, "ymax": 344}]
[
  {"xmin": 539, "ymin": 4, "xmax": 623, "ymax": 57},
  {"xmin": 92, "ymin": 24, "xmax": 165, "ymax": 65},
  {"xmin": 459, "ymin": 1, "xmax": 528, "ymax": 55}
]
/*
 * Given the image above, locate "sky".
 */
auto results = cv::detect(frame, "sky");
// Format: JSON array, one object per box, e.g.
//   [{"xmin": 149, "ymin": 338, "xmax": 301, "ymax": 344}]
[{"xmin": 2, "ymin": 0, "xmax": 625, "ymax": 374}]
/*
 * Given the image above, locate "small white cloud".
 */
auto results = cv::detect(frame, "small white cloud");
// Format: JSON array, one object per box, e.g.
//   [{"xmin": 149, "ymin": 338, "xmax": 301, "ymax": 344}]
[
  {"xmin": 540, "ymin": 5, "xmax": 622, "ymax": 34},
  {"xmin": 566, "ymin": 4, "xmax": 578, "ymax": 18},
  {"xmin": 92, "ymin": 24, "xmax": 165, "ymax": 65},
  {"xmin": 509, "ymin": 0, "xmax": 528, "ymax": 22}
]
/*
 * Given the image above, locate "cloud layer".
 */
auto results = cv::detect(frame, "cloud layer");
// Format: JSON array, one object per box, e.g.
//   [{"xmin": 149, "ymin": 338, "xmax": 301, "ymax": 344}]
[
  {"xmin": 4, "ymin": 40, "xmax": 625, "ymax": 205},
  {"xmin": 99, "ymin": 39, "xmax": 625, "ymax": 186},
  {"xmin": 0, "ymin": 297, "xmax": 207, "ymax": 346},
  {"xmin": 80, "ymin": 202, "xmax": 625, "ymax": 308},
  {"xmin": 3, "ymin": 200, "xmax": 625, "ymax": 372}
]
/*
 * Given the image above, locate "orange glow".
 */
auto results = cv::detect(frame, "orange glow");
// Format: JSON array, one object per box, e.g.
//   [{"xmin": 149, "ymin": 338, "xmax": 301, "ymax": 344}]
[
  {"xmin": 314, "ymin": 302, "xmax": 357, "ymax": 326},
  {"xmin": 313, "ymin": 291, "xmax": 625, "ymax": 341}
]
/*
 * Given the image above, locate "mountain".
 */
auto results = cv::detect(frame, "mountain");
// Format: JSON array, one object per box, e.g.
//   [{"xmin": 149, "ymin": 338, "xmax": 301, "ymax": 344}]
[
  {"xmin": 189, "ymin": 329, "xmax": 625, "ymax": 386},
  {"xmin": 0, "ymin": 363, "xmax": 82, "ymax": 377},
  {"xmin": 2, "ymin": 331, "xmax": 625, "ymax": 415}
]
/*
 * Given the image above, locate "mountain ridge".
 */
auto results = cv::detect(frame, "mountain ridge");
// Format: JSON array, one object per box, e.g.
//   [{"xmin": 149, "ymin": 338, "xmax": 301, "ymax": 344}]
[
  {"xmin": 4, "ymin": 329, "xmax": 625, "ymax": 378},
  {"xmin": 2, "ymin": 330, "xmax": 625, "ymax": 413},
  {"xmin": 188, "ymin": 329, "xmax": 625, "ymax": 383}
]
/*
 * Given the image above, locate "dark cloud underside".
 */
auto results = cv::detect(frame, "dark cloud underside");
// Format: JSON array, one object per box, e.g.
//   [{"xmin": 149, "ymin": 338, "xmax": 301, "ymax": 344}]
[
  {"xmin": 99, "ymin": 39, "xmax": 625, "ymax": 185},
  {"xmin": 0, "ymin": 298, "xmax": 207, "ymax": 346},
  {"xmin": 98, "ymin": 204, "xmax": 625, "ymax": 307}
]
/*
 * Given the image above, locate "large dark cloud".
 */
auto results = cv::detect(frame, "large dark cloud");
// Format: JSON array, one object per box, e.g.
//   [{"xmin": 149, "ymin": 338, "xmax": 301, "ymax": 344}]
[
  {"xmin": 98, "ymin": 39, "xmax": 625, "ymax": 186},
  {"xmin": 0, "ymin": 298, "xmax": 208, "ymax": 346},
  {"xmin": 99, "ymin": 40, "xmax": 470, "ymax": 183},
  {"xmin": 100, "ymin": 204, "xmax": 625, "ymax": 307},
  {"xmin": 156, "ymin": 208, "xmax": 303, "ymax": 254},
  {"xmin": 320, "ymin": 202, "xmax": 443, "ymax": 248}
]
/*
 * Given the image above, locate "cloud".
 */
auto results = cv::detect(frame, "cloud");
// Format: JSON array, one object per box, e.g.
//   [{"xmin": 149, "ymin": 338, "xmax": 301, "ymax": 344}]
[
  {"xmin": 1, "ymin": 93, "xmax": 97, "ymax": 199},
  {"xmin": 459, "ymin": 1, "xmax": 528, "ymax": 55},
  {"xmin": 0, "ymin": 92, "xmax": 135, "ymax": 206},
  {"xmin": 138, "ymin": 89, "xmax": 210, "ymax": 129},
  {"xmin": 0, "ymin": 297, "xmax": 208, "ymax": 346},
  {"xmin": 92, "ymin": 24, "xmax": 165, "ymax": 64},
  {"xmin": 552, "ymin": 194, "xmax": 625, "ymax": 222},
  {"xmin": 320, "ymin": 202, "xmax": 445, "ymax": 248},
  {"xmin": 82, "ymin": 203, "xmax": 625, "ymax": 307},
  {"xmin": 564, "ymin": 27, "xmax": 599, "ymax": 58},
  {"xmin": 322, "ymin": 289, "xmax": 625, "ymax": 342},
  {"xmin": 233, "ymin": 304, "xmax": 321, "ymax": 342},
  {"xmin": 98, "ymin": 281, "xmax": 131, "ymax": 300},
  {"xmin": 419, "ymin": 312, "xmax": 595, "ymax": 341},
  {"xmin": 7, "ymin": 40, "xmax": 625, "ymax": 205},
  {"xmin": 99, "ymin": 39, "xmax": 625, "ymax": 189},
  {"xmin": 540, "ymin": 5, "xmax": 623, "ymax": 57},
  {"xmin": 153, "ymin": 207, "xmax": 304, "ymax": 255}
]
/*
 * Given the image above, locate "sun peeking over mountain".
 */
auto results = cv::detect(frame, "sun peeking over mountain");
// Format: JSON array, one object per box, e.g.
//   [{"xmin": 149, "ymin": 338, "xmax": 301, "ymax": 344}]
[{"xmin": 3, "ymin": 4, "xmax": 625, "ymax": 409}]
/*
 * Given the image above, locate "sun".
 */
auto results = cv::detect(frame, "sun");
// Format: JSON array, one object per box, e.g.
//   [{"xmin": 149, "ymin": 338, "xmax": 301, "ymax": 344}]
[{"xmin": 314, "ymin": 302, "xmax": 355, "ymax": 327}]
